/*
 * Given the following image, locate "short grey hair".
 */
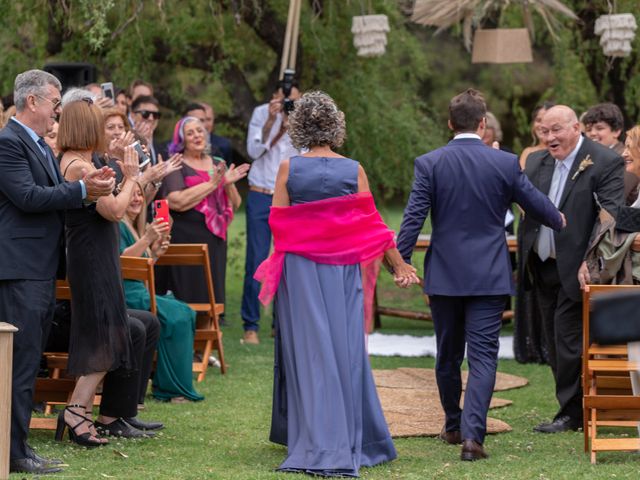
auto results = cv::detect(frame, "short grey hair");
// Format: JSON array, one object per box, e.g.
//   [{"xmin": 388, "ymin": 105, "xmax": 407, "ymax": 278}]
[
  {"xmin": 485, "ymin": 112, "xmax": 503, "ymax": 142},
  {"xmin": 61, "ymin": 87, "xmax": 96, "ymax": 107},
  {"xmin": 288, "ymin": 91, "xmax": 346, "ymax": 150},
  {"xmin": 14, "ymin": 70, "xmax": 62, "ymax": 112}
]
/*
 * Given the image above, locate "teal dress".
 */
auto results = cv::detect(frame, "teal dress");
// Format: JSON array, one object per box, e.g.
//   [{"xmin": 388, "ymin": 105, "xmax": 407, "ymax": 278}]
[{"xmin": 119, "ymin": 223, "xmax": 204, "ymax": 402}]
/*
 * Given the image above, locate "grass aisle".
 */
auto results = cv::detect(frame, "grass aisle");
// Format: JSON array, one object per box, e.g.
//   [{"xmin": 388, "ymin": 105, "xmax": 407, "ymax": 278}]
[{"xmin": 23, "ymin": 208, "xmax": 640, "ymax": 479}]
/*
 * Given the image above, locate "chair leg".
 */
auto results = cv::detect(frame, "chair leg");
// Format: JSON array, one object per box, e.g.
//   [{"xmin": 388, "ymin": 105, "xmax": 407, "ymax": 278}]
[
  {"xmin": 583, "ymin": 406, "xmax": 589, "ymax": 453},
  {"xmin": 216, "ymin": 332, "xmax": 226, "ymax": 375},
  {"xmin": 590, "ymin": 407, "xmax": 597, "ymax": 464},
  {"xmin": 197, "ymin": 338, "xmax": 213, "ymax": 383}
]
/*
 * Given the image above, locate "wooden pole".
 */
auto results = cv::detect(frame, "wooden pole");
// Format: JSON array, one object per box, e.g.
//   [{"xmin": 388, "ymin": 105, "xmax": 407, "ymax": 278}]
[
  {"xmin": 0, "ymin": 322, "xmax": 18, "ymax": 480},
  {"xmin": 288, "ymin": 0, "xmax": 302, "ymax": 71},
  {"xmin": 279, "ymin": 0, "xmax": 297, "ymax": 79}
]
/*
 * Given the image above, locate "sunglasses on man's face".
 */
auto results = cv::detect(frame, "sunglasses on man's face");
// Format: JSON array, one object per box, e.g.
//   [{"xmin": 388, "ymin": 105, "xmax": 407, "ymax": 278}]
[{"xmin": 134, "ymin": 110, "xmax": 161, "ymax": 120}]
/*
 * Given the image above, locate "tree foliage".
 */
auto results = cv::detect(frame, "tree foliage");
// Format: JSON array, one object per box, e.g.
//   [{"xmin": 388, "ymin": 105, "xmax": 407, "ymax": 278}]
[{"xmin": 0, "ymin": 0, "xmax": 639, "ymax": 199}]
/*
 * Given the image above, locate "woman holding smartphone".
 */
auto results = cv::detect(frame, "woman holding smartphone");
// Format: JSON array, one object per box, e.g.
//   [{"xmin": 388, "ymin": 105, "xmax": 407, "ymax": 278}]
[
  {"xmin": 119, "ymin": 183, "xmax": 204, "ymax": 402},
  {"xmin": 160, "ymin": 117, "xmax": 249, "ymax": 320}
]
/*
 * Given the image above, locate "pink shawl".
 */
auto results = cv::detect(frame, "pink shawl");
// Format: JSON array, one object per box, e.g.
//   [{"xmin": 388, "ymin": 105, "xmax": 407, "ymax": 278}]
[
  {"xmin": 254, "ymin": 192, "xmax": 395, "ymax": 331},
  {"xmin": 184, "ymin": 171, "xmax": 233, "ymax": 240}
]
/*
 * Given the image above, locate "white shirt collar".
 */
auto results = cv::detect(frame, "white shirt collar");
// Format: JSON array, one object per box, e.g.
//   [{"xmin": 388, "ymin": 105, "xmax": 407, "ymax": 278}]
[
  {"xmin": 554, "ymin": 135, "xmax": 584, "ymax": 171},
  {"xmin": 453, "ymin": 133, "xmax": 482, "ymax": 140}
]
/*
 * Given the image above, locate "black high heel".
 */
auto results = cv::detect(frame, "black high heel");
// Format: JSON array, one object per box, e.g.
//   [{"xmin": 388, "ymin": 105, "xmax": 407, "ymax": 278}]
[{"xmin": 54, "ymin": 404, "xmax": 108, "ymax": 447}]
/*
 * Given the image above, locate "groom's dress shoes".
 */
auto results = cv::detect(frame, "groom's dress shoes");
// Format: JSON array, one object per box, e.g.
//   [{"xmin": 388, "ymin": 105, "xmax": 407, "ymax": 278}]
[
  {"xmin": 10, "ymin": 457, "xmax": 63, "ymax": 474},
  {"xmin": 533, "ymin": 415, "xmax": 581, "ymax": 433},
  {"xmin": 460, "ymin": 439, "xmax": 488, "ymax": 461},
  {"xmin": 438, "ymin": 426, "xmax": 462, "ymax": 445}
]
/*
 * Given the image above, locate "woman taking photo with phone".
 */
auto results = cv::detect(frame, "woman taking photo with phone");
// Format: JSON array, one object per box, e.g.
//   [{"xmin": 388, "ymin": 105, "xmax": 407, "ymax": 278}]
[
  {"xmin": 119, "ymin": 183, "xmax": 204, "ymax": 402},
  {"xmin": 160, "ymin": 116, "xmax": 249, "ymax": 321}
]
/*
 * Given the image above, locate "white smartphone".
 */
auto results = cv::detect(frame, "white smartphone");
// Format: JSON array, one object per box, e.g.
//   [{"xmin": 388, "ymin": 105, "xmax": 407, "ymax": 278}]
[
  {"xmin": 101, "ymin": 82, "xmax": 115, "ymax": 100},
  {"xmin": 131, "ymin": 141, "xmax": 151, "ymax": 168}
]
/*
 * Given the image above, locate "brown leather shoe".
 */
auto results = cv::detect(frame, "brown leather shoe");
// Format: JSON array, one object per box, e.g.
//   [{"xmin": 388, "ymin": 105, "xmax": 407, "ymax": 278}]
[
  {"xmin": 243, "ymin": 330, "xmax": 260, "ymax": 345},
  {"xmin": 438, "ymin": 426, "xmax": 462, "ymax": 445},
  {"xmin": 460, "ymin": 439, "xmax": 488, "ymax": 461}
]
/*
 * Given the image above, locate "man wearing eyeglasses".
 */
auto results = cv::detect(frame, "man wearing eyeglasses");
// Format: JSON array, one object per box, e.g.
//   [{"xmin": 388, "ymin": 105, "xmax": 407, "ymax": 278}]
[
  {"xmin": 131, "ymin": 95, "xmax": 165, "ymax": 165},
  {"xmin": 0, "ymin": 69, "xmax": 115, "ymax": 475},
  {"xmin": 519, "ymin": 105, "xmax": 624, "ymax": 434}
]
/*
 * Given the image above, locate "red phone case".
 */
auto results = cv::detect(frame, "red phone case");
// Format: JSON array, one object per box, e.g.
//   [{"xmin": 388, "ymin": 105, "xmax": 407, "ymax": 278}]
[{"xmin": 154, "ymin": 199, "xmax": 169, "ymax": 223}]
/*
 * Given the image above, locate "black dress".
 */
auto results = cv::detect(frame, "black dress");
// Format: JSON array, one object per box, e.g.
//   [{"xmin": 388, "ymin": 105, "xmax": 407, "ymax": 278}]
[
  {"xmin": 65, "ymin": 159, "xmax": 134, "ymax": 376},
  {"xmin": 158, "ymin": 164, "xmax": 227, "ymax": 307}
]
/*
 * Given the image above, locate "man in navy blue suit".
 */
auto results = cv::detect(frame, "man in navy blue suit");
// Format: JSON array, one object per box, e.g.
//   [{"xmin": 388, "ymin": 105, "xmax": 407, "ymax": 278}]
[
  {"xmin": 0, "ymin": 69, "xmax": 115, "ymax": 475},
  {"xmin": 396, "ymin": 89, "xmax": 565, "ymax": 461}
]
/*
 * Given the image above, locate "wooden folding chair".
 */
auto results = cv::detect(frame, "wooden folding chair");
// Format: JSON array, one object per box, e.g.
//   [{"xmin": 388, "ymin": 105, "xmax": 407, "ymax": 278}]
[
  {"xmin": 582, "ymin": 284, "xmax": 640, "ymax": 463},
  {"xmin": 154, "ymin": 243, "xmax": 226, "ymax": 380},
  {"xmin": 120, "ymin": 256, "xmax": 157, "ymax": 315}
]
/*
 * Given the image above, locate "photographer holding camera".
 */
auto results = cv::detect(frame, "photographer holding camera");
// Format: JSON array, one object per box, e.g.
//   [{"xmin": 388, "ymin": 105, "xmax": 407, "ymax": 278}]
[{"xmin": 241, "ymin": 74, "xmax": 301, "ymax": 344}]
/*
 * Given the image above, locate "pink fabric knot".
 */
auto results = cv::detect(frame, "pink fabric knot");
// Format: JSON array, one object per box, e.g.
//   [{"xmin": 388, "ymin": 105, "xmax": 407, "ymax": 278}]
[{"xmin": 184, "ymin": 170, "xmax": 233, "ymax": 240}]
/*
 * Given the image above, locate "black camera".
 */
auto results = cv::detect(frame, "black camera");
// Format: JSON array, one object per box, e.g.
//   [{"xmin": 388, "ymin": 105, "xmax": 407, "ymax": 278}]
[{"xmin": 281, "ymin": 69, "xmax": 296, "ymax": 115}]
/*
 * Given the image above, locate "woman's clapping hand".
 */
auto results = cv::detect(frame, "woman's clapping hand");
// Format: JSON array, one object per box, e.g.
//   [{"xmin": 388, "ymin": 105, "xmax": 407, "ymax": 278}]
[
  {"xmin": 224, "ymin": 163, "xmax": 250, "ymax": 185},
  {"xmin": 117, "ymin": 145, "xmax": 141, "ymax": 180},
  {"xmin": 108, "ymin": 131, "xmax": 135, "ymax": 160},
  {"xmin": 208, "ymin": 162, "xmax": 226, "ymax": 186},
  {"xmin": 142, "ymin": 153, "xmax": 183, "ymax": 185}
]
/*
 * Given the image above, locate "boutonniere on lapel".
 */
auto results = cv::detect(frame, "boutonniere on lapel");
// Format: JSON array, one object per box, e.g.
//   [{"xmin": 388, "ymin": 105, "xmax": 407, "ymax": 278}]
[{"xmin": 571, "ymin": 155, "xmax": 594, "ymax": 181}]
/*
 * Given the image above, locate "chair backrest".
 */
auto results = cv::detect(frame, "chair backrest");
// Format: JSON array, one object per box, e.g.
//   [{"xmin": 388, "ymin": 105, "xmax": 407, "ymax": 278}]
[
  {"xmin": 120, "ymin": 256, "xmax": 157, "ymax": 315},
  {"xmin": 154, "ymin": 243, "xmax": 217, "ymax": 305},
  {"xmin": 582, "ymin": 284, "xmax": 640, "ymax": 389}
]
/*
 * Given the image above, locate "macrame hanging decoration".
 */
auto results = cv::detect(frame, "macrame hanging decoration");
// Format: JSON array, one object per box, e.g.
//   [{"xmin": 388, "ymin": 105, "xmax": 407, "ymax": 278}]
[
  {"xmin": 351, "ymin": 15, "xmax": 390, "ymax": 57},
  {"xmin": 594, "ymin": 14, "xmax": 637, "ymax": 57}
]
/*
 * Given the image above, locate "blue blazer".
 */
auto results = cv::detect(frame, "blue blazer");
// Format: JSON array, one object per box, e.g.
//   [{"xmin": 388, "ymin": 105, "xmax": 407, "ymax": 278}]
[
  {"xmin": 397, "ymin": 137, "xmax": 563, "ymax": 296},
  {"xmin": 0, "ymin": 120, "xmax": 83, "ymax": 280}
]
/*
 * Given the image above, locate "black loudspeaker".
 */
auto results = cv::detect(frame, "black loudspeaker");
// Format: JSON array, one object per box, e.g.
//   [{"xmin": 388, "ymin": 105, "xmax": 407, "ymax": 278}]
[{"xmin": 43, "ymin": 62, "xmax": 97, "ymax": 90}]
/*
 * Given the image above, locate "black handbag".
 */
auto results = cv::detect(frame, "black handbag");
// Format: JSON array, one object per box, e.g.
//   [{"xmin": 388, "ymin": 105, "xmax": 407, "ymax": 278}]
[
  {"xmin": 591, "ymin": 290, "xmax": 640, "ymax": 344},
  {"xmin": 615, "ymin": 206, "xmax": 640, "ymax": 233}
]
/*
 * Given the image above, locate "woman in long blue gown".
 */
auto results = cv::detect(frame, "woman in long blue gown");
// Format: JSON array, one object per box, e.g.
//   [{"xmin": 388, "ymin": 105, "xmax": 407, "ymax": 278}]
[{"xmin": 268, "ymin": 91, "xmax": 418, "ymax": 476}]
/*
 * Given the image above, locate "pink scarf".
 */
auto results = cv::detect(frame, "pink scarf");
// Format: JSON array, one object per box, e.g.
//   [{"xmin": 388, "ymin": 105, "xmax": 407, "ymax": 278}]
[
  {"xmin": 184, "ymin": 171, "xmax": 233, "ymax": 240},
  {"xmin": 254, "ymin": 192, "xmax": 395, "ymax": 332}
]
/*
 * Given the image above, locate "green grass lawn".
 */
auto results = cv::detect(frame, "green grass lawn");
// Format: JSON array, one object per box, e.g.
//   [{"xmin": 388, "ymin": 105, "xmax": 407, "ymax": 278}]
[{"xmin": 22, "ymin": 207, "xmax": 640, "ymax": 479}]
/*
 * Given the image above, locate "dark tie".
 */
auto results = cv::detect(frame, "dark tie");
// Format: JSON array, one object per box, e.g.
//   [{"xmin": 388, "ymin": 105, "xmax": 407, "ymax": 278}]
[{"xmin": 37, "ymin": 137, "xmax": 60, "ymax": 185}]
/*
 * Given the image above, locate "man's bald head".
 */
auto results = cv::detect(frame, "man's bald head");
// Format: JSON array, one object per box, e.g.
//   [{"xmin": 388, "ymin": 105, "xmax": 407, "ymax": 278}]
[
  {"xmin": 545, "ymin": 105, "xmax": 578, "ymax": 124},
  {"xmin": 540, "ymin": 105, "xmax": 582, "ymax": 160}
]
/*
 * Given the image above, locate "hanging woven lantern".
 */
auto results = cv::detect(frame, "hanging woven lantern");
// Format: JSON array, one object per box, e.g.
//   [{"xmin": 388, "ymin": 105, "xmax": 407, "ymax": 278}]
[
  {"xmin": 471, "ymin": 28, "xmax": 533, "ymax": 64},
  {"xmin": 351, "ymin": 15, "xmax": 390, "ymax": 57},
  {"xmin": 594, "ymin": 14, "xmax": 637, "ymax": 57}
]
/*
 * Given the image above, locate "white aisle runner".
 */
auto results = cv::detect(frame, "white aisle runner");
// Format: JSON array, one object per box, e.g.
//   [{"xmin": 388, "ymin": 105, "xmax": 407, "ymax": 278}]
[{"xmin": 367, "ymin": 333, "xmax": 514, "ymax": 359}]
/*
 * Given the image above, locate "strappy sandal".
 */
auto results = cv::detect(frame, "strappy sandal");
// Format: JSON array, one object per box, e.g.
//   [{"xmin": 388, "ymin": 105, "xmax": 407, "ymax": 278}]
[{"xmin": 54, "ymin": 404, "xmax": 108, "ymax": 447}]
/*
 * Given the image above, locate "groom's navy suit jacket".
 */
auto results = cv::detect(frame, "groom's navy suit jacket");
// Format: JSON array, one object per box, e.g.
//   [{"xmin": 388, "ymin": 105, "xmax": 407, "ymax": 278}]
[{"xmin": 397, "ymin": 137, "xmax": 563, "ymax": 294}]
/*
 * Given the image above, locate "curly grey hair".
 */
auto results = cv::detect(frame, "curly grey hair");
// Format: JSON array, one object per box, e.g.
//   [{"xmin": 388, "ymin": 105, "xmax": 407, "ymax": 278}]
[
  {"xmin": 288, "ymin": 91, "xmax": 346, "ymax": 150},
  {"xmin": 14, "ymin": 70, "xmax": 62, "ymax": 112}
]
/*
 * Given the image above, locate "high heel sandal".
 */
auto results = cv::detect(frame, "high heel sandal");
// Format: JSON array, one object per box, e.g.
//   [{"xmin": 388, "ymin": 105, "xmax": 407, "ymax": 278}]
[{"xmin": 54, "ymin": 404, "xmax": 108, "ymax": 447}]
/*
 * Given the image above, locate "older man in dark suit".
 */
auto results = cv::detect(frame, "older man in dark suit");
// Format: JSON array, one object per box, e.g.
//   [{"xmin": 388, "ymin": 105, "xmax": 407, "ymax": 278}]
[
  {"xmin": 397, "ymin": 89, "xmax": 564, "ymax": 461},
  {"xmin": 519, "ymin": 105, "xmax": 624, "ymax": 433},
  {"xmin": 0, "ymin": 69, "xmax": 114, "ymax": 475}
]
